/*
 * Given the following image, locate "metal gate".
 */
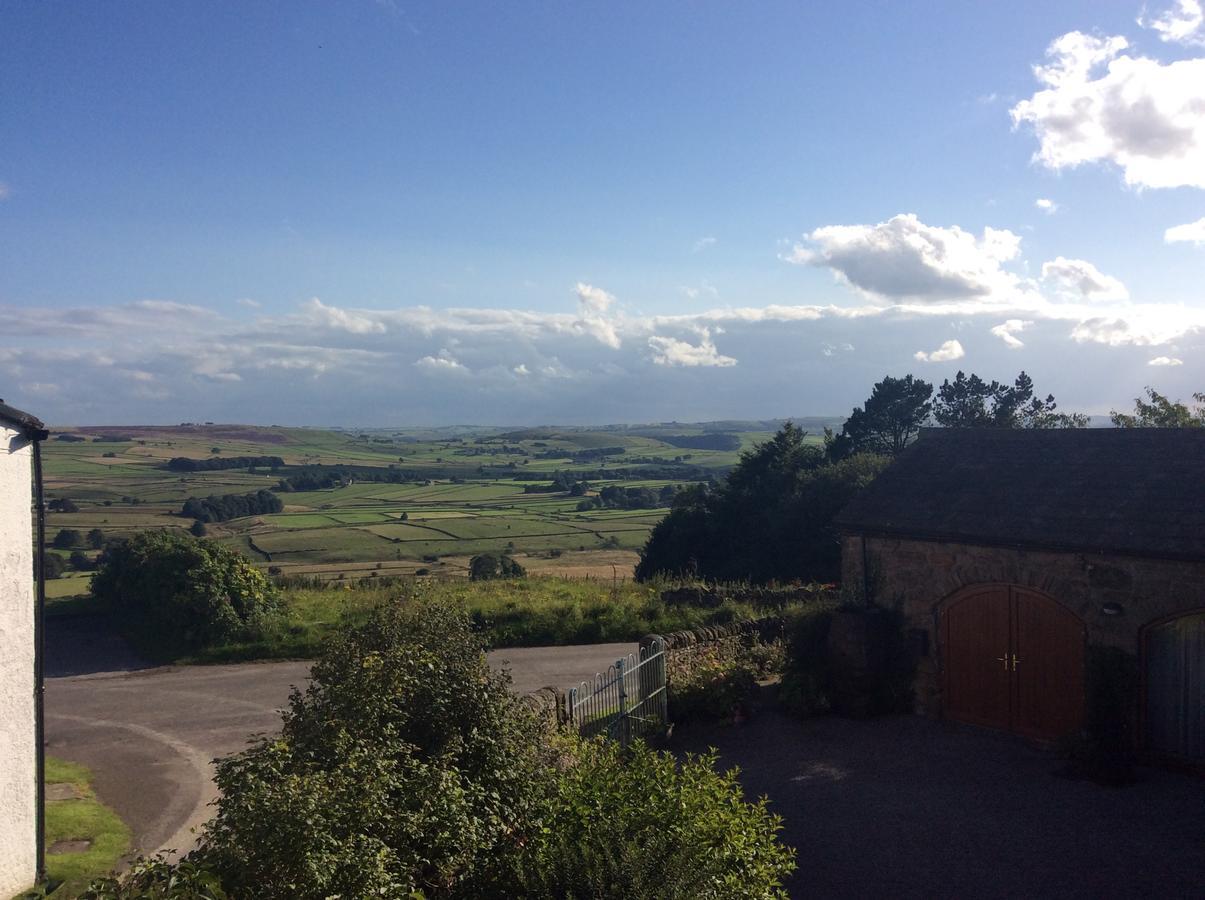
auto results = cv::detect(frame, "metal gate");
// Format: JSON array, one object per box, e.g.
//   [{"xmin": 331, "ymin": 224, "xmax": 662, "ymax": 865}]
[{"xmin": 568, "ymin": 639, "xmax": 667, "ymax": 746}]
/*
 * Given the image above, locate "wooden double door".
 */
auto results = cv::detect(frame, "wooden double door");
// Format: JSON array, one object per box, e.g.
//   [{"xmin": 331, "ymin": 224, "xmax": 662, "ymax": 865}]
[
  {"xmin": 1144, "ymin": 612, "xmax": 1205, "ymax": 763},
  {"xmin": 941, "ymin": 585, "xmax": 1085, "ymax": 740}
]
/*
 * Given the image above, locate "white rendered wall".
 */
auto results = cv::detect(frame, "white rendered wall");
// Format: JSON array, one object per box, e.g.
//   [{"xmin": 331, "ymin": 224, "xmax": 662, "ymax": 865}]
[{"xmin": 0, "ymin": 424, "xmax": 35, "ymax": 896}]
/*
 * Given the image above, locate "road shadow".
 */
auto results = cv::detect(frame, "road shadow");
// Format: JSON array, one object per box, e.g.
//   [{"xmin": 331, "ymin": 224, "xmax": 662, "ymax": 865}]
[{"xmin": 45, "ymin": 614, "xmax": 151, "ymax": 677}]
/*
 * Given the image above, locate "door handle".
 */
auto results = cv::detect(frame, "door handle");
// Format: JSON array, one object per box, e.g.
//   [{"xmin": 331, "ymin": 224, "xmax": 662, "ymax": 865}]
[
  {"xmin": 1011, "ymin": 654, "xmax": 1020, "ymax": 671},
  {"xmin": 996, "ymin": 655, "xmax": 1009, "ymax": 671}
]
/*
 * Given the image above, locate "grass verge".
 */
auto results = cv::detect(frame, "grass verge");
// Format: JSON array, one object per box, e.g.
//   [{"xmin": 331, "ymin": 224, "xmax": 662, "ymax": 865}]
[
  {"xmin": 184, "ymin": 576, "xmax": 767, "ymax": 663},
  {"xmin": 28, "ymin": 757, "xmax": 131, "ymax": 898}
]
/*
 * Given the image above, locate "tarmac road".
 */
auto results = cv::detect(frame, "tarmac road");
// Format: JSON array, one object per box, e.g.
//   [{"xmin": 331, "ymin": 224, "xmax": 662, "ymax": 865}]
[{"xmin": 45, "ymin": 636, "xmax": 636, "ymax": 858}]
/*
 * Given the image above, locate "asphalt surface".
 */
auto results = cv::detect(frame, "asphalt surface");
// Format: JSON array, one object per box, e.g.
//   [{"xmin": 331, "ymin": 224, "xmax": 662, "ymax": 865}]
[
  {"xmin": 670, "ymin": 690, "xmax": 1205, "ymax": 899},
  {"xmin": 45, "ymin": 624, "xmax": 636, "ymax": 858}
]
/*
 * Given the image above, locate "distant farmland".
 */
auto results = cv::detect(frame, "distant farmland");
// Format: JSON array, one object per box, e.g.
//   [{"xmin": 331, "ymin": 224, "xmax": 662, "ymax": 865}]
[{"xmin": 38, "ymin": 420, "xmax": 833, "ymax": 592}]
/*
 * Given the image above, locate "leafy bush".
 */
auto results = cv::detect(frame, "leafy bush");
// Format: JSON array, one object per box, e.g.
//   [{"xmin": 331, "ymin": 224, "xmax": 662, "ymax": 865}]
[
  {"xmin": 86, "ymin": 601, "xmax": 798, "ymax": 898},
  {"xmin": 195, "ymin": 602, "xmax": 554, "ymax": 898},
  {"xmin": 778, "ymin": 602, "xmax": 916, "ymax": 718},
  {"xmin": 468, "ymin": 552, "xmax": 526, "ymax": 580},
  {"xmin": 510, "ymin": 739, "xmax": 795, "ymax": 899},
  {"xmin": 79, "ymin": 856, "xmax": 227, "ymax": 899},
  {"xmin": 668, "ymin": 637, "xmax": 785, "ymax": 722},
  {"xmin": 91, "ymin": 531, "xmax": 282, "ymax": 656},
  {"xmin": 1059, "ymin": 646, "xmax": 1138, "ymax": 785},
  {"xmin": 777, "ymin": 602, "xmax": 837, "ymax": 718}
]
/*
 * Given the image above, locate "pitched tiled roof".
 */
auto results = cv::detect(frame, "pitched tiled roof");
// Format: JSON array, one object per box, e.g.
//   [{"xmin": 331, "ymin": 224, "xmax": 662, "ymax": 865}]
[{"xmin": 833, "ymin": 427, "xmax": 1205, "ymax": 561}]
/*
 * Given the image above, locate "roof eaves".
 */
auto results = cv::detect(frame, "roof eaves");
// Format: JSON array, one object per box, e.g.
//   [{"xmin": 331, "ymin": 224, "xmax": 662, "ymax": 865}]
[
  {"xmin": 0, "ymin": 401, "xmax": 48, "ymax": 440},
  {"xmin": 838, "ymin": 523, "xmax": 1205, "ymax": 566}
]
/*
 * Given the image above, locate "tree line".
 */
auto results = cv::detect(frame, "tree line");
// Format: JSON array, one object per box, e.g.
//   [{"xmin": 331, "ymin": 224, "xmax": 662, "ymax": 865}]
[
  {"xmin": 181, "ymin": 489, "xmax": 283, "ymax": 523},
  {"xmin": 638, "ymin": 371, "xmax": 1204, "ymax": 586},
  {"xmin": 167, "ymin": 455, "xmax": 285, "ymax": 472}
]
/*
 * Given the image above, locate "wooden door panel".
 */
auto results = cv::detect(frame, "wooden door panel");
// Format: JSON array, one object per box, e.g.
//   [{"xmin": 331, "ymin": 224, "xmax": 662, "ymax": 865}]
[
  {"xmin": 943, "ymin": 588, "xmax": 1012, "ymax": 731},
  {"xmin": 1146, "ymin": 613, "xmax": 1205, "ymax": 761},
  {"xmin": 1011, "ymin": 588, "xmax": 1085, "ymax": 740}
]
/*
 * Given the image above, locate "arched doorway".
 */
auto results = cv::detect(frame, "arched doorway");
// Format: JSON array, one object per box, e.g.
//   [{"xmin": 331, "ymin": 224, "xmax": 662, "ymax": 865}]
[
  {"xmin": 941, "ymin": 584, "xmax": 1085, "ymax": 740},
  {"xmin": 1144, "ymin": 611, "xmax": 1205, "ymax": 764}
]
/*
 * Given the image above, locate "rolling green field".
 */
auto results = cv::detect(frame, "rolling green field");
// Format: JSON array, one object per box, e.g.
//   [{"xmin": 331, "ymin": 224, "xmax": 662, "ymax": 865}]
[{"xmin": 39, "ymin": 419, "xmax": 834, "ymax": 596}]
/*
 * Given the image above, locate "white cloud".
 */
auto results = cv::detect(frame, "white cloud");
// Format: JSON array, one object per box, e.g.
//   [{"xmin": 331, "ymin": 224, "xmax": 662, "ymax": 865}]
[
  {"xmin": 512, "ymin": 364, "xmax": 530, "ymax": 376},
  {"xmin": 648, "ymin": 328, "xmax": 736, "ymax": 368},
  {"xmin": 1165, "ymin": 216, "xmax": 1205, "ymax": 244},
  {"xmin": 788, "ymin": 213, "xmax": 1029, "ymax": 304},
  {"xmin": 990, "ymin": 319, "xmax": 1032, "ymax": 348},
  {"xmin": 572, "ymin": 282, "xmax": 622, "ymax": 349},
  {"xmin": 1035, "ymin": 197, "xmax": 1059, "ymax": 214},
  {"xmin": 237, "ymin": 298, "xmax": 262, "ymax": 308},
  {"xmin": 1041, "ymin": 256, "xmax": 1129, "ymax": 301},
  {"xmin": 305, "ymin": 297, "xmax": 387, "ymax": 334},
  {"xmin": 913, "ymin": 339, "xmax": 966, "ymax": 362},
  {"xmin": 1149, "ymin": 355, "xmax": 1185, "ymax": 365},
  {"xmin": 1139, "ymin": 0, "xmax": 1205, "ymax": 46},
  {"xmin": 679, "ymin": 280, "xmax": 719, "ymax": 301},
  {"xmin": 1010, "ymin": 31, "xmax": 1205, "ymax": 189},
  {"xmin": 414, "ymin": 349, "xmax": 466, "ymax": 373},
  {"xmin": 692, "ymin": 236, "xmax": 717, "ymax": 253}
]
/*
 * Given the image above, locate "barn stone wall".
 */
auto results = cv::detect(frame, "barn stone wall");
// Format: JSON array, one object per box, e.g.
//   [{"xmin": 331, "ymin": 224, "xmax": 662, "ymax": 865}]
[{"xmin": 841, "ymin": 533, "xmax": 1205, "ymax": 718}]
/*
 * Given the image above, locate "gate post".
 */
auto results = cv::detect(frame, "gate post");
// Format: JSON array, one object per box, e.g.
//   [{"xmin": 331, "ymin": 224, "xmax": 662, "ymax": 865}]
[{"xmin": 615, "ymin": 656, "xmax": 628, "ymax": 748}]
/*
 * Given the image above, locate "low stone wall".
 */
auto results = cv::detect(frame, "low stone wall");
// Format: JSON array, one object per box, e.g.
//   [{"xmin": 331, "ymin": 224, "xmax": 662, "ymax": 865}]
[
  {"xmin": 521, "ymin": 685, "xmax": 568, "ymax": 729},
  {"xmin": 644, "ymin": 615, "xmax": 787, "ymax": 656}
]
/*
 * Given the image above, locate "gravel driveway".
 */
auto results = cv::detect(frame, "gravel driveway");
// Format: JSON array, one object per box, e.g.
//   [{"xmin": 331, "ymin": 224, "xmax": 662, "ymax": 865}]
[{"xmin": 669, "ymin": 699, "xmax": 1205, "ymax": 899}]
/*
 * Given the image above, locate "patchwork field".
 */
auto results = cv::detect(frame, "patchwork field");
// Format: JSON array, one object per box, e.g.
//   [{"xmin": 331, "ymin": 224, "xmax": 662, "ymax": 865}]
[{"xmin": 39, "ymin": 419, "xmax": 834, "ymax": 595}]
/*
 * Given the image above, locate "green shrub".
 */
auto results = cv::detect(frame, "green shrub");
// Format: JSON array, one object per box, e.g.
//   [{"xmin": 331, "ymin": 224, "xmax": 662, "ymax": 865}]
[
  {"xmin": 668, "ymin": 637, "xmax": 785, "ymax": 722},
  {"xmin": 90, "ymin": 531, "xmax": 282, "ymax": 656},
  {"xmin": 80, "ymin": 856, "xmax": 227, "ymax": 899},
  {"xmin": 510, "ymin": 738, "xmax": 796, "ymax": 899},
  {"xmin": 777, "ymin": 602, "xmax": 837, "ymax": 717},
  {"xmin": 1059, "ymin": 646, "xmax": 1138, "ymax": 785},
  {"xmin": 469, "ymin": 552, "xmax": 526, "ymax": 580},
  {"xmin": 196, "ymin": 602, "xmax": 553, "ymax": 898}
]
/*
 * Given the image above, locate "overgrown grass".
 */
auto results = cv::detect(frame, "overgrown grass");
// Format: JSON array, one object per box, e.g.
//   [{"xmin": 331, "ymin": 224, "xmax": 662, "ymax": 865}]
[
  {"xmin": 185, "ymin": 576, "xmax": 771, "ymax": 663},
  {"xmin": 33, "ymin": 757, "xmax": 131, "ymax": 898}
]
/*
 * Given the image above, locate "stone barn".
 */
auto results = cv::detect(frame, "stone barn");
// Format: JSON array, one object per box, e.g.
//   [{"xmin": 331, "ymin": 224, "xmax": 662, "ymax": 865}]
[
  {"xmin": 0, "ymin": 401, "xmax": 46, "ymax": 895},
  {"xmin": 834, "ymin": 428, "xmax": 1205, "ymax": 764}
]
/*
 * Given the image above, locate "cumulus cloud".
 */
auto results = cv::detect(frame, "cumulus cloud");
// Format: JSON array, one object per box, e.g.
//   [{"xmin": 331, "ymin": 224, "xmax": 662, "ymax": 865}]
[
  {"xmin": 913, "ymin": 339, "xmax": 966, "ymax": 362},
  {"xmin": 1138, "ymin": 0, "xmax": 1205, "ymax": 45},
  {"xmin": 1041, "ymin": 257, "xmax": 1129, "ymax": 301},
  {"xmin": 1010, "ymin": 31, "xmax": 1205, "ymax": 189},
  {"xmin": 414, "ymin": 349, "xmax": 467, "ymax": 373},
  {"xmin": 572, "ymin": 282, "xmax": 622, "ymax": 349},
  {"xmin": 990, "ymin": 319, "xmax": 1032, "ymax": 348},
  {"xmin": 1165, "ymin": 216, "xmax": 1205, "ymax": 244},
  {"xmin": 648, "ymin": 327, "xmax": 736, "ymax": 368},
  {"xmin": 692, "ymin": 236, "xmax": 717, "ymax": 253},
  {"xmin": 1035, "ymin": 197, "xmax": 1059, "ymax": 214},
  {"xmin": 1149, "ymin": 355, "xmax": 1185, "ymax": 365},
  {"xmin": 305, "ymin": 297, "xmax": 387, "ymax": 334},
  {"xmin": 788, "ymin": 213, "xmax": 1028, "ymax": 304}
]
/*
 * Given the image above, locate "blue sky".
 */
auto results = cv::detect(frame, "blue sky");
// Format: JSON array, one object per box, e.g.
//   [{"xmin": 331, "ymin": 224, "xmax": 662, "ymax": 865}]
[{"xmin": 2, "ymin": 0, "xmax": 1203, "ymax": 425}]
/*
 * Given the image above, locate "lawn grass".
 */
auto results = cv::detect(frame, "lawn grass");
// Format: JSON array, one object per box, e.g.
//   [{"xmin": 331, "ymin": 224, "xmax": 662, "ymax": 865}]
[{"xmin": 37, "ymin": 757, "xmax": 131, "ymax": 898}]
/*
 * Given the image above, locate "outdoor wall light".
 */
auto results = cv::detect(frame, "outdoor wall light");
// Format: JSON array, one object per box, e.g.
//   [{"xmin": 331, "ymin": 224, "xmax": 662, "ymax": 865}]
[{"xmin": 1101, "ymin": 602, "xmax": 1125, "ymax": 616}]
